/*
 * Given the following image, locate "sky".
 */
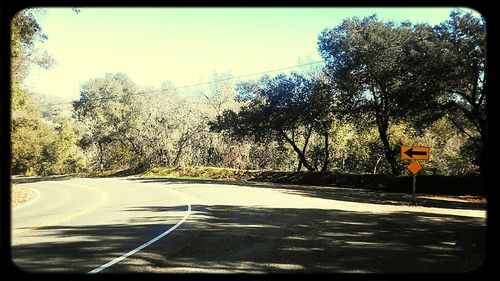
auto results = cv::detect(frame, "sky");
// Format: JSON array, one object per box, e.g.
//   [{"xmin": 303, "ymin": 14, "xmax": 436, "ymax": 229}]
[{"xmin": 23, "ymin": 7, "xmax": 481, "ymax": 101}]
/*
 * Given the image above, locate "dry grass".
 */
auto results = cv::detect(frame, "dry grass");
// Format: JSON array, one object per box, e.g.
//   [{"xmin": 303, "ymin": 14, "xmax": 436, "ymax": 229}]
[
  {"xmin": 11, "ymin": 184, "xmax": 36, "ymax": 209},
  {"xmin": 140, "ymin": 167, "xmax": 485, "ymax": 196},
  {"xmin": 70, "ymin": 166, "xmax": 485, "ymax": 197},
  {"xmin": 142, "ymin": 166, "xmax": 256, "ymax": 180}
]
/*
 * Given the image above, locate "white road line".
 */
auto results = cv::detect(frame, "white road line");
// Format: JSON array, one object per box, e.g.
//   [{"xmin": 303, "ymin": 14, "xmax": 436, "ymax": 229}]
[
  {"xmin": 13, "ymin": 186, "xmax": 41, "ymax": 211},
  {"xmin": 88, "ymin": 188, "xmax": 192, "ymax": 274}
]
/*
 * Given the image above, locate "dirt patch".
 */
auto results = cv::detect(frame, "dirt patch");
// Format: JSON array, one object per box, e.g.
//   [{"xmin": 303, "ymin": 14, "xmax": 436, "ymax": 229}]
[{"xmin": 11, "ymin": 184, "xmax": 36, "ymax": 209}]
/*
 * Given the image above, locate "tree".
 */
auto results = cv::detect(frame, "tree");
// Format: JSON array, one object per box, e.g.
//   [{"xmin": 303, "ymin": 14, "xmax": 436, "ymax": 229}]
[
  {"xmin": 211, "ymin": 72, "xmax": 334, "ymax": 172},
  {"xmin": 11, "ymin": 83, "xmax": 52, "ymax": 175},
  {"xmin": 318, "ymin": 15, "xmax": 443, "ymax": 175},
  {"xmin": 202, "ymin": 72, "xmax": 239, "ymax": 117},
  {"xmin": 11, "ymin": 8, "xmax": 55, "ymax": 84},
  {"xmin": 45, "ymin": 115, "xmax": 82, "ymax": 174},
  {"xmin": 308, "ymin": 76, "xmax": 335, "ymax": 171},
  {"xmin": 73, "ymin": 73, "xmax": 141, "ymax": 171},
  {"xmin": 418, "ymin": 117, "xmax": 478, "ymax": 175},
  {"xmin": 11, "ymin": 82, "xmax": 82, "ymax": 175},
  {"xmin": 432, "ymin": 10, "xmax": 486, "ymax": 177},
  {"xmin": 10, "ymin": 8, "xmax": 82, "ymax": 176}
]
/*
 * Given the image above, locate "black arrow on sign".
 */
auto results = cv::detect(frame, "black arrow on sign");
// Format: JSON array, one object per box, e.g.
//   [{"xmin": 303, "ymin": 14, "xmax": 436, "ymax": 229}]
[{"xmin": 404, "ymin": 147, "xmax": 427, "ymax": 158}]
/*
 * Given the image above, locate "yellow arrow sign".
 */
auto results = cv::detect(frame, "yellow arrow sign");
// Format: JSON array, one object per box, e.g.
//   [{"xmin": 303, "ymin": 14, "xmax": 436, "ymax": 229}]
[{"xmin": 401, "ymin": 146, "xmax": 430, "ymax": 160}]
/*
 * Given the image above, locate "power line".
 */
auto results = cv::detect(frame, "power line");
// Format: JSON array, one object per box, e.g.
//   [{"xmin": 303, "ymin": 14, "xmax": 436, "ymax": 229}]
[{"xmin": 36, "ymin": 60, "xmax": 325, "ymax": 107}]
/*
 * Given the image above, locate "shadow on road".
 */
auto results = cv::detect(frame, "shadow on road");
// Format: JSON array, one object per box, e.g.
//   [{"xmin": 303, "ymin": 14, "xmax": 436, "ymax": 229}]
[
  {"xmin": 11, "ymin": 203, "xmax": 486, "ymax": 274},
  {"xmin": 153, "ymin": 205, "xmax": 486, "ymax": 274}
]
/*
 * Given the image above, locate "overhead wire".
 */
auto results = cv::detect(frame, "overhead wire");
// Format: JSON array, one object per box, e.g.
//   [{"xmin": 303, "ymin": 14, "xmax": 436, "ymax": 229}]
[
  {"xmin": 34, "ymin": 11, "xmax": 326, "ymax": 107},
  {"xmin": 36, "ymin": 60, "xmax": 326, "ymax": 107}
]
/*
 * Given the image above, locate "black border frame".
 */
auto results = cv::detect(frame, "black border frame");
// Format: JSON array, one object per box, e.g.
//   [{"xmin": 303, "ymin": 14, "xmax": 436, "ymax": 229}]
[{"xmin": 1, "ymin": 1, "xmax": 496, "ymax": 281}]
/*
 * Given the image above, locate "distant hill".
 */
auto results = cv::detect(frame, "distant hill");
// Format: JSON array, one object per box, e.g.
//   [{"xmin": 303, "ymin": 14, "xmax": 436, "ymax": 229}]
[{"xmin": 30, "ymin": 92, "xmax": 74, "ymax": 119}]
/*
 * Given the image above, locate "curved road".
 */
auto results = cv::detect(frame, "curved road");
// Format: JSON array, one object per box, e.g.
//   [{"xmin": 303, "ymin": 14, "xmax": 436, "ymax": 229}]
[{"xmin": 11, "ymin": 177, "xmax": 486, "ymax": 274}]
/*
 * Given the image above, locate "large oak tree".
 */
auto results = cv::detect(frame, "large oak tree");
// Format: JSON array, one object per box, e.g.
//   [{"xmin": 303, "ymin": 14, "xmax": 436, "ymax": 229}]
[
  {"xmin": 318, "ymin": 15, "xmax": 445, "ymax": 175},
  {"xmin": 211, "ymin": 72, "xmax": 334, "ymax": 172}
]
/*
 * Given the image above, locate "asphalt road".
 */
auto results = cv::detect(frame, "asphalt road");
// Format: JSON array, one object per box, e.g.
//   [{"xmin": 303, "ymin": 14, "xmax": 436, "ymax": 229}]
[{"xmin": 11, "ymin": 177, "xmax": 487, "ymax": 274}]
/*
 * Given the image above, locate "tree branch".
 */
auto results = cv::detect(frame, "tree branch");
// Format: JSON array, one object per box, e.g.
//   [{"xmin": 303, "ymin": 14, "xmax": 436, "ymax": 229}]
[{"xmin": 281, "ymin": 131, "xmax": 315, "ymax": 171}]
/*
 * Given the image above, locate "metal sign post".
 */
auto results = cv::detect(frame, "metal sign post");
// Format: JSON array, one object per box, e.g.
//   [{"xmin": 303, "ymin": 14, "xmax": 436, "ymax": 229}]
[
  {"xmin": 402, "ymin": 146, "xmax": 429, "ymax": 205},
  {"xmin": 412, "ymin": 174, "xmax": 416, "ymax": 203},
  {"xmin": 407, "ymin": 160, "xmax": 422, "ymax": 204}
]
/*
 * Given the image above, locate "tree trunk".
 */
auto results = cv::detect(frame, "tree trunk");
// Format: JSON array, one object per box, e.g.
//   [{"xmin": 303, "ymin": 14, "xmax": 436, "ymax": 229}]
[
  {"xmin": 375, "ymin": 114, "xmax": 399, "ymax": 175},
  {"xmin": 321, "ymin": 131, "xmax": 329, "ymax": 172},
  {"xmin": 297, "ymin": 159, "xmax": 303, "ymax": 172},
  {"xmin": 118, "ymin": 130, "xmax": 144, "ymax": 168},
  {"xmin": 378, "ymin": 128, "xmax": 399, "ymax": 175},
  {"xmin": 98, "ymin": 141, "xmax": 104, "ymax": 172},
  {"xmin": 373, "ymin": 155, "xmax": 383, "ymax": 175},
  {"xmin": 173, "ymin": 138, "xmax": 188, "ymax": 166},
  {"xmin": 281, "ymin": 131, "xmax": 316, "ymax": 172},
  {"xmin": 296, "ymin": 125, "xmax": 314, "ymax": 172}
]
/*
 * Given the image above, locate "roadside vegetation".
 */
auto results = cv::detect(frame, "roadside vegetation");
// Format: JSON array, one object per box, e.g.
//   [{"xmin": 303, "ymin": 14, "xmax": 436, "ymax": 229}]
[
  {"xmin": 11, "ymin": 184, "xmax": 36, "ymax": 208},
  {"xmin": 11, "ymin": 9, "xmax": 486, "ymax": 195},
  {"xmin": 70, "ymin": 166, "xmax": 484, "ymax": 197}
]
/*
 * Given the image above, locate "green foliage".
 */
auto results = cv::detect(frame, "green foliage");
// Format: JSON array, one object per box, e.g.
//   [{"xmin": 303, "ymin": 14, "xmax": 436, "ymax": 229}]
[
  {"xmin": 73, "ymin": 73, "xmax": 142, "ymax": 170},
  {"xmin": 48, "ymin": 117, "xmax": 83, "ymax": 174},
  {"xmin": 318, "ymin": 15, "xmax": 419, "ymax": 174},
  {"xmin": 12, "ymin": 9, "xmax": 482, "ymax": 178},
  {"xmin": 433, "ymin": 10, "xmax": 487, "ymax": 176},
  {"xmin": 11, "ymin": 83, "xmax": 82, "ymax": 175},
  {"xmin": 316, "ymin": 12, "xmax": 485, "ymax": 175},
  {"xmin": 417, "ymin": 117, "xmax": 479, "ymax": 175},
  {"xmin": 10, "ymin": 8, "xmax": 83, "ymax": 176},
  {"xmin": 212, "ymin": 72, "xmax": 335, "ymax": 172},
  {"xmin": 11, "ymin": 8, "xmax": 55, "ymax": 84},
  {"xmin": 11, "ymin": 81, "xmax": 31, "ymax": 110}
]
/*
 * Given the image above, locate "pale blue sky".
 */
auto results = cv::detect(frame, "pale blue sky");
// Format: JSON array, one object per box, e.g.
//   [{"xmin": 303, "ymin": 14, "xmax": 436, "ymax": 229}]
[{"xmin": 24, "ymin": 7, "xmax": 480, "ymax": 101}]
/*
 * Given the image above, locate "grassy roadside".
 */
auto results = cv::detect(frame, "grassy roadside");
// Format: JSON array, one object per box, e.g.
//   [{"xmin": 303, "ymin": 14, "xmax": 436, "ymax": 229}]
[
  {"xmin": 142, "ymin": 166, "xmax": 255, "ymax": 180},
  {"xmin": 59, "ymin": 165, "xmax": 485, "ymax": 196},
  {"xmin": 138, "ymin": 166, "xmax": 486, "ymax": 196}
]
